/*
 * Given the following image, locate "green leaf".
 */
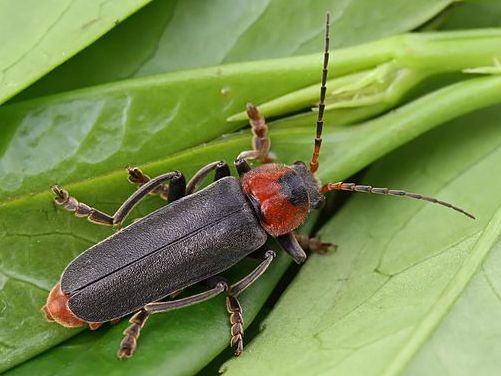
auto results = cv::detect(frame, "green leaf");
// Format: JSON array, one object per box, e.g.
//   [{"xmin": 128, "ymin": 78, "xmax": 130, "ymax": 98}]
[
  {"xmin": 439, "ymin": 0, "xmax": 501, "ymax": 30},
  {"xmin": 0, "ymin": 56, "xmax": 324, "ymax": 201},
  {"xmin": 2, "ymin": 3, "xmax": 496, "ymax": 374},
  {"xmin": 12, "ymin": 0, "xmax": 455, "ymax": 101},
  {"xmin": 3, "ymin": 75, "xmax": 501, "ymax": 375},
  {"xmin": 0, "ymin": 0, "xmax": 152, "ymax": 105},
  {"xmin": 221, "ymin": 104, "xmax": 501, "ymax": 375},
  {"xmin": 5, "ymin": 29, "xmax": 501, "ymax": 203},
  {"xmin": 406, "ymin": 230, "xmax": 501, "ymax": 375}
]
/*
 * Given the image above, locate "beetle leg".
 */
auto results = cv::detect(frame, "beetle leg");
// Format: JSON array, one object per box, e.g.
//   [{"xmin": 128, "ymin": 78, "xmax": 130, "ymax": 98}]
[
  {"xmin": 168, "ymin": 288, "xmax": 184, "ymax": 299},
  {"xmin": 141, "ymin": 252, "xmax": 274, "ymax": 356},
  {"xmin": 127, "ymin": 167, "xmax": 170, "ymax": 200},
  {"xmin": 199, "ymin": 252, "xmax": 273, "ymax": 358},
  {"xmin": 229, "ymin": 250, "xmax": 276, "ymax": 296},
  {"xmin": 165, "ymin": 172, "xmax": 186, "ymax": 202},
  {"xmin": 221, "ymin": 250, "xmax": 275, "ymax": 355},
  {"xmin": 185, "ymin": 161, "xmax": 230, "ymax": 194},
  {"xmin": 129, "ymin": 160, "xmax": 230, "ymax": 199},
  {"xmin": 237, "ymin": 103, "xmax": 273, "ymax": 163},
  {"xmin": 234, "ymin": 158, "xmax": 252, "ymax": 177},
  {"xmin": 200, "ymin": 275, "xmax": 243, "ymax": 354},
  {"xmin": 276, "ymin": 233, "xmax": 307, "ymax": 264},
  {"xmin": 52, "ymin": 171, "xmax": 185, "ymax": 226},
  {"xmin": 117, "ymin": 309, "xmax": 150, "ymax": 359},
  {"xmin": 294, "ymin": 233, "xmax": 337, "ymax": 254},
  {"xmin": 226, "ymin": 295, "xmax": 244, "ymax": 356},
  {"xmin": 276, "ymin": 232, "xmax": 335, "ymax": 260},
  {"xmin": 127, "ymin": 167, "xmax": 186, "ymax": 203},
  {"xmin": 51, "ymin": 185, "xmax": 115, "ymax": 225},
  {"xmin": 115, "ymin": 286, "xmax": 183, "ymax": 359},
  {"xmin": 144, "ymin": 280, "xmax": 228, "ymax": 314}
]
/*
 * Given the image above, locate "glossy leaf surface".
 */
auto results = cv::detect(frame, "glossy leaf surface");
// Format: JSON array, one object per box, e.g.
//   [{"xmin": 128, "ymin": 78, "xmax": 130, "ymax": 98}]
[{"xmin": 0, "ymin": 56, "xmax": 324, "ymax": 201}]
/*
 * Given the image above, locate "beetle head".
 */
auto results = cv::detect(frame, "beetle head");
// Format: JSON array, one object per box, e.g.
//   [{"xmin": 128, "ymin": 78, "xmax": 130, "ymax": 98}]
[{"xmin": 291, "ymin": 161, "xmax": 325, "ymax": 209}]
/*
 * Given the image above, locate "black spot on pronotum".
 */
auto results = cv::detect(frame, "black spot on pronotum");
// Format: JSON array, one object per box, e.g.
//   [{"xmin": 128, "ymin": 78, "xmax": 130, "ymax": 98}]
[{"xmin": 278, "ymin": 172, "xmax": 309, "ymax": 207}]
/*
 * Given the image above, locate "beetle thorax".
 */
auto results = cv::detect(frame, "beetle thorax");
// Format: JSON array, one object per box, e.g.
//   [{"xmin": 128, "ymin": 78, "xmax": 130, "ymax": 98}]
[{"xmin": 241, "ymin": 163, "xmax": 322, "ymax": 237}]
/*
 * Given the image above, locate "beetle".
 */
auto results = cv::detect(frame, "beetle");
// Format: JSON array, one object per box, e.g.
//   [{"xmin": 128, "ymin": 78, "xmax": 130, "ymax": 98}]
[{"xmin": 42, "ymin": 13, "xmax": 474, "ymax": 359}]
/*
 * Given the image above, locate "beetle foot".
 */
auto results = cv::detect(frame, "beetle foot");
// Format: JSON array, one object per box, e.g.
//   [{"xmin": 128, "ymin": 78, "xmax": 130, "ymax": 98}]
[
  {"xmin": 51, "ymin": 185, "xmax": 69, "ymax": 205},
  {"xmin": 117, "ymin": 309, "xmax": 150, "ymax": 359},
  {"xmin": 226, "ymin": 295, "xmax": 244, "ymax": 356},
  {"xmin": 127, "ymin": 167, "xmax": 149, "ymax": 185},
  {"xmin": 231, "ymin": 335, "xmax": 244, "ymax": 356},
  {"xmin": 236, "ymin": 103, "xmax": 272, "ymax": 164},
  {"xmin": 295, "ymin": 234, "xmax": 337, "ymax": 254},
  {"xmin": 127, "ymin": 166, "xmax": 170, "ymax": 200},
  {"xmin": 117, "ymin": 344, "xmax": 134, "ymax": 359},
  {"xmin": 117, "ymin": 327, "xmax": 139, "ymax": 359}
]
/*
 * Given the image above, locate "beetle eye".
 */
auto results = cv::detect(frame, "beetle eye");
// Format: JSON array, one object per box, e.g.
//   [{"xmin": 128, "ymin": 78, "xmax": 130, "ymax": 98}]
[{"xmin": 312, "ymin": 195, "xmax": 326, "ymax": 210}]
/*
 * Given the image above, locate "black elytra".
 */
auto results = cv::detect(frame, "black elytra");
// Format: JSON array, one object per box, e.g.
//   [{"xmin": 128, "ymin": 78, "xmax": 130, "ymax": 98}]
[{"xmin": 62, "ymin": 177, "xmax": 267, "ymax": 322}]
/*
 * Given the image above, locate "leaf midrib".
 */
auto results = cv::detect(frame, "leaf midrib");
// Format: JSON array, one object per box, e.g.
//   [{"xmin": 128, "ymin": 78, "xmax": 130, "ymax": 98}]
[
  {"xmin": 0, "ymin": 125, "xmax": 321, "ymax": 208},
  {"xmin": 0, "ymin": 132, "xmax": 249, "ymax": 207}
]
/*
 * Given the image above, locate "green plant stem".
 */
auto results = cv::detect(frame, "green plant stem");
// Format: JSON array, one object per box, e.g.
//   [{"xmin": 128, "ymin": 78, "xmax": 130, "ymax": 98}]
[
  {"xmin": 228, "ymin": 29, "xmax": 501, "ymax": 122},
  {"xmin": 318, "ymin": 75, "xmax": 501, "ymax": 182}
]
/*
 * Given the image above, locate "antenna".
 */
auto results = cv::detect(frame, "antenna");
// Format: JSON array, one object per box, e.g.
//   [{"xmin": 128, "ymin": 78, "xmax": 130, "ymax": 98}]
[
  {"xmin": 309, "ymin": 12, "xmax": 330, "ymax": 174},
  {"xmin": 322, "ymin": 182, "xmax": 475, "ymax": 219}
]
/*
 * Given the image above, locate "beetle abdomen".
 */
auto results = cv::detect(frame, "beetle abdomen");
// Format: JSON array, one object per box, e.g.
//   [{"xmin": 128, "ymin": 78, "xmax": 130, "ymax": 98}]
[
  {"xmin": 61, "ymin": 177, "xmax": 267, "ymax": 322},
  {"xmin": 42, "ymin": 282, "xmax": 85, "ymax": 327}
]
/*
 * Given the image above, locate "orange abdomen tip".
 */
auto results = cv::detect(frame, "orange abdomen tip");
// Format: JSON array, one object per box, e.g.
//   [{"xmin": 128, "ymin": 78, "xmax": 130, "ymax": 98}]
[{"xmin": 43, "ymin": 282, "xmax": 85, "ymax": 328}]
